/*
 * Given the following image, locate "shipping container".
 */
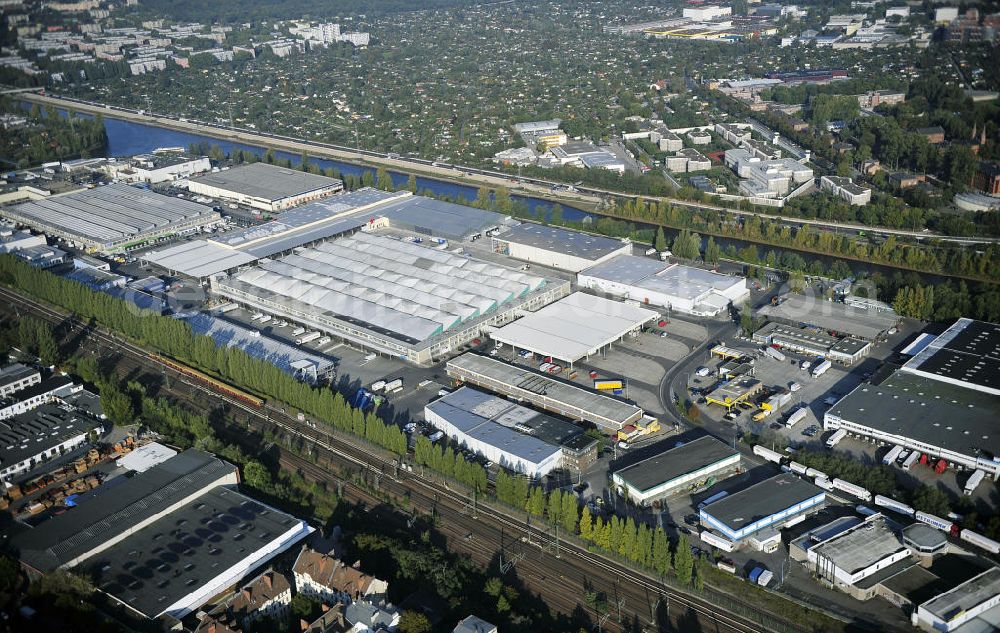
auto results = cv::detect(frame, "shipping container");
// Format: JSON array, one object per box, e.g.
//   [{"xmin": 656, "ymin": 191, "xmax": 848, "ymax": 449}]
[
  {"xmin": 874, "ymin": 495, "xmax": 915, "ymax": 517},
  {"xmin": 594, "ymin": 380, "xmax": 624, "ymax": 391},
  {"xmin": 832, "ymin": 478, "xmax": 872, "ymax": 502},
  {"xmin": 370, "ymin": 380, "xmax": 386, "ymax": 393},
  {"xmin": 384, "ymin": 378, "xmax": 403, "ymax": 393},
  {"xmin": 765, "ymin": 346, "xmax": 785, "ymax": 362},
  {"xmin": 291, "ymin": 327, "xmax": 306, "ymax": 336},
  {"xmin": 296, "ymin": 331, "xmax": 321, "ymax": 345},
  {"xmin": 700, "ymin": 530, "xmax": 737, "ymax": 552},
  {"xmin": 716, "ymin": 559, "xmax": 737, "ymax": 574},
  {"xmin": 805, "ymin": 467, "xmax": 827, "ymax": 480},
  {"xmin": 811, "ymin": 359, "xmax": 832, "ymax": 378},
  {"xmin": 902, "ymin": 451, "xmax": 920, "ymax": 471},
  {"xmin": 753, "ymin": 445, "xmax": 785, "ymax": 464},
  {"xmin": 882, "ymin": 446, "xmax": 904, "ymax": 466},
  {"xmin": 959, "ymin": 529, "xmax": 1000, "ymax": 554},
  {"xmin": 915, "ymin": 511, "xmax": 955, "ymax": 534},
  {"xmin": 789, "ymin": 461, "xmax": 808, "ymax": 475},
  {"xmin": 825, "ymin": 429, "xmax": 847, "ymax": 448},
  {"xmin": 964, "ymin": 470, "xmax": 986, "ymax": 496},
  {"xmin": 814, "ymin": 476, "xmax": 834, "ymax": 491},
  {"xmin": 785, "ymin": 408, "xmax": 807, "ymax": 429}
]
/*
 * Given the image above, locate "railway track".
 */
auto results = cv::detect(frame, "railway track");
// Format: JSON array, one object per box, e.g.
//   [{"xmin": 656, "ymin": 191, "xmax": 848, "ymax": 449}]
[{"xmin": 0, "ymin": 285, "xmax": 824, "ymax": 633}]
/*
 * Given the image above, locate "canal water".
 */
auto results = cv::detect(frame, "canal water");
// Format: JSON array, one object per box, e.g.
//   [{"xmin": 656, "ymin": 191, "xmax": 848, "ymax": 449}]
[{"xmin": 30, "ymin": 104, "xmax": 951, "ymax": 284}]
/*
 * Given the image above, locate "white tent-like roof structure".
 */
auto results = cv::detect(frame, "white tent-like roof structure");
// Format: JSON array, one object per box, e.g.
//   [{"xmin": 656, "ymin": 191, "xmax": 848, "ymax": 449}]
[
  {"xmin": 220, "ymin": 232, "xmax": 546, "ymax": 344},
  {"xmin": 489, "ymin": 292, "xmax": 658, "ymax": 363}
]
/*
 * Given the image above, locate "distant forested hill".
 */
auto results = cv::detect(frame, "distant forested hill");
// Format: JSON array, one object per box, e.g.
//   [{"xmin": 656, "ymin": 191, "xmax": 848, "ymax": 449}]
[{"xmin": 135, "ymin": 0, "xmax": 492, "ymax": 22}]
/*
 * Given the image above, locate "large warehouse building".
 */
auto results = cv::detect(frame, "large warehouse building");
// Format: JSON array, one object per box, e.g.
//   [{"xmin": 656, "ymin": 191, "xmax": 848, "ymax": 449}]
[
  {"xmin": 489, "ymin": 292, "xmax": 658, "ymax": 365},
  {"xmin": 490, "ymin": 223, "xmax": 632, "ymax": 272},
  {"xmin": 0, "ymin": 183, "xmax": 220, "ymax": 254},
  {"xmin": 445, "ymin": 352, "xmax": 646, "ymax": 433},
  {"xmin": 825, "ymin": 318, "xmax": 1000, "ymax": 476},
  {"xmin": 757, "ymin": 293, "xmax": 899, "ymax": 341},
  {"xmin": 578, "ymin": 255, "xmax": 750, "ymax": 317},
  {"xmin": 186, "ymin": 163, "xmax": 343, "ymax": 212},
  {"xmin": 425, "ymin": 386, "xmax": 596, "ymax": 477},
  {"xmin": 12, "ymin": 449, "xmax": 313, "ymax": 622},
  {"xmin": 699, "ymin": 473, "xmax": 825, "ymax": 542},
  {"xmin": 215, "ymin": 231, "xmax": 568, "ymax": 364},
  {"xmin": 144, "ymin": 189, "xmax": 513, "ymax": 280},
  {"xmin": 612, "ymin": 435, "xmax": 740, "ymax": 505}
]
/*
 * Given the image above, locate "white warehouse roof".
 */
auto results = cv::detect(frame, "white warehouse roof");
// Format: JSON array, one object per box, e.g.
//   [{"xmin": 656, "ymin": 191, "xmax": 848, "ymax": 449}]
[
  {"xmin": 219, "ymin": 232, "xmax": 546, "ymax": 344},
  {"xmin": 489, "ymin": 292, "xmax": 658, "ymax": 363}
]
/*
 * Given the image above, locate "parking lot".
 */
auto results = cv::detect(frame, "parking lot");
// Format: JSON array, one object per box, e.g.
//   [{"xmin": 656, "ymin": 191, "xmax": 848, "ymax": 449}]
[{"xmin": 686, "ymin": 337, "xmax": 864, "ymax": 444}]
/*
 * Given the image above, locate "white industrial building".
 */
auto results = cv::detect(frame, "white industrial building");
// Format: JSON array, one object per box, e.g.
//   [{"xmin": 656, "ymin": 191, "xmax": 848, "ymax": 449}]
[
  {"xmin": 821, "ymin": 175, "xmax": 872, "ymax": 205},
  {"xmin": 916, "ymin": 567, "xmax": 1000, "ymax": 633},
  {"xmin": 0, "ymin": 184, "xmax": 220, "ymax": 254},
  {"xmin": 578, "ymin": 255, "xmax": 749, "ymax": 317},
  {"xmin": 825, "ymin": 319, "xmax": 1000, "ymax": 477},
  {"xmin": 187, "ymin": 163, "xmax": 344, "ymax": 212},
  {"xmin": 104, "ymin": 153, "xmax": 211, "ymax": 184},
  {"xmin": 489, "ymin": 292, "xmax": 658, "ymax": 364},
  {"xmin": 612, "ymin": 436, "xmax": 740, "ymax": 505},
  {"xmin": 808, "ymin": 515, "xmax": 912, "ymax": 599},
  {"xmin": 490, "ymin": 223, "xmax": 631, "ymax": 273},
  {"xmin": 215, "ymin": 231, "xmax": 566, "ymax": 364},
  {"xmin": 425, "ymin": 387, "xmax": 566, "ymax": 478},
  {"xmin": 683, "ymin": 4, "xmax": 731, "ymax": 20}
]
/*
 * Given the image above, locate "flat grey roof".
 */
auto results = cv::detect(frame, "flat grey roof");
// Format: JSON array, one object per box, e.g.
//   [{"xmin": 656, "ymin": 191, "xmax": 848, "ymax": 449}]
[
  {"xmin": 143, "ymin": 240, "xmax": 258, "ymax": 278},
  {"xmin": 211, "ymin": 188, "xmax": 402, "ymax": 249},
  {"xmin": 0, "ymin": 363, "xmax": 37, "ymax": 388},
  {"xmin": 756, "ymin": 321, "xmax": 870, "ymax": 357},
  {"xmin": 2, "ymin": 183, "xmax": 217, "ymax": 245},
  {"xmin": 378, "ymin": 195, "xmax": 509, "ymax": 241},
  {"xmin": 427, "ymin": 387, "xmax": 564, "ymax": 464},
  {"xmin": 188, "ymin": 163, "xmax": 342, "ymax": 202},
  {"xmin": 827, "ymin": 371, "xmax": 1000, "ymax": 459},
  {"xmin": 921, "ymin": 567, "xmax": 1000, "ymax": 621},
  {"xmin": 702, "ymin": 473, "xmax": 824, "ymax": 530},
  {"xmin": 497, "ymin": 223, "xmax": 628, "ymax": 260},
  {"xmin": 902, "ymin": 318, "xmax": 1000, "ymax": 396},
  {"xmin": 812, "ymin": 516, "xmax": 907, "ymax": 574},
  {"xmin": 446, "ymin": 353, "xmax": 642, "ymax": 429},
  {"xmin": 614, "ymin": 435, "xmax": 738, "ymax": 492},
  {"xmin": 581, "ymin": 256, "xmax": 747, "ymax": 302},
  {"xmin": 0, "ymin": 403, "xmax": 102, "ymax": 478},
  {"xmin": 757, "ymin": 293, "xmax": 898, "ymax": 340},
  {"xmin": 81, "ymin": 486, "xmax": 306, "ymax": 619},
  {"xmin": 13, "ymin": 449, "xmax": 237, "ymax": 572}
]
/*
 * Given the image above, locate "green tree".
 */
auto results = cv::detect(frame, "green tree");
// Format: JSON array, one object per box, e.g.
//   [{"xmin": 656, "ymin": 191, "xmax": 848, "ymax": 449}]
[
  {"xmin": 376, "ymin": 166, "xmax": 394, "ymax": 191},
  {"xmin": 526, "ymin": 486, "xmax": 545, "ymax": 517},
  {"xmin": 406, "ymin": 173, "xmax": 417, "ymax": 193},
  {"xmin": 397, "ymin": 611, "xmax": 432, "ymax": 633},
  {"xmin": 579, "ymin": 504, "xmax": 593, "ymax": 541},
  {"xmin": 494, "ymin": 186, "xmax": 513, "ymax": 213},
  {"xmin": 654, "ymin": 226, "xmax": 667, "ymax": 251},
  {"xmin": 560, "ymin": 492, "xmax": 579, "ymax": 533},
  {"xmin": 673, "ymin": 535, "xmax": 694, "ymax": 584},
  {"xmin": 475, "ymin": 185, "xmax": 491, "ymax": 209},
  {"xmin": 652, "ymin": 528, "xmax": 670, "ymax": 576},
  {"xmin": 705, "ymin": 236, "xmax": 720, "ymax": 265},
  {"xmin": 912, "ymin": 484, "xmax": 951, "ymax": 517}
]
